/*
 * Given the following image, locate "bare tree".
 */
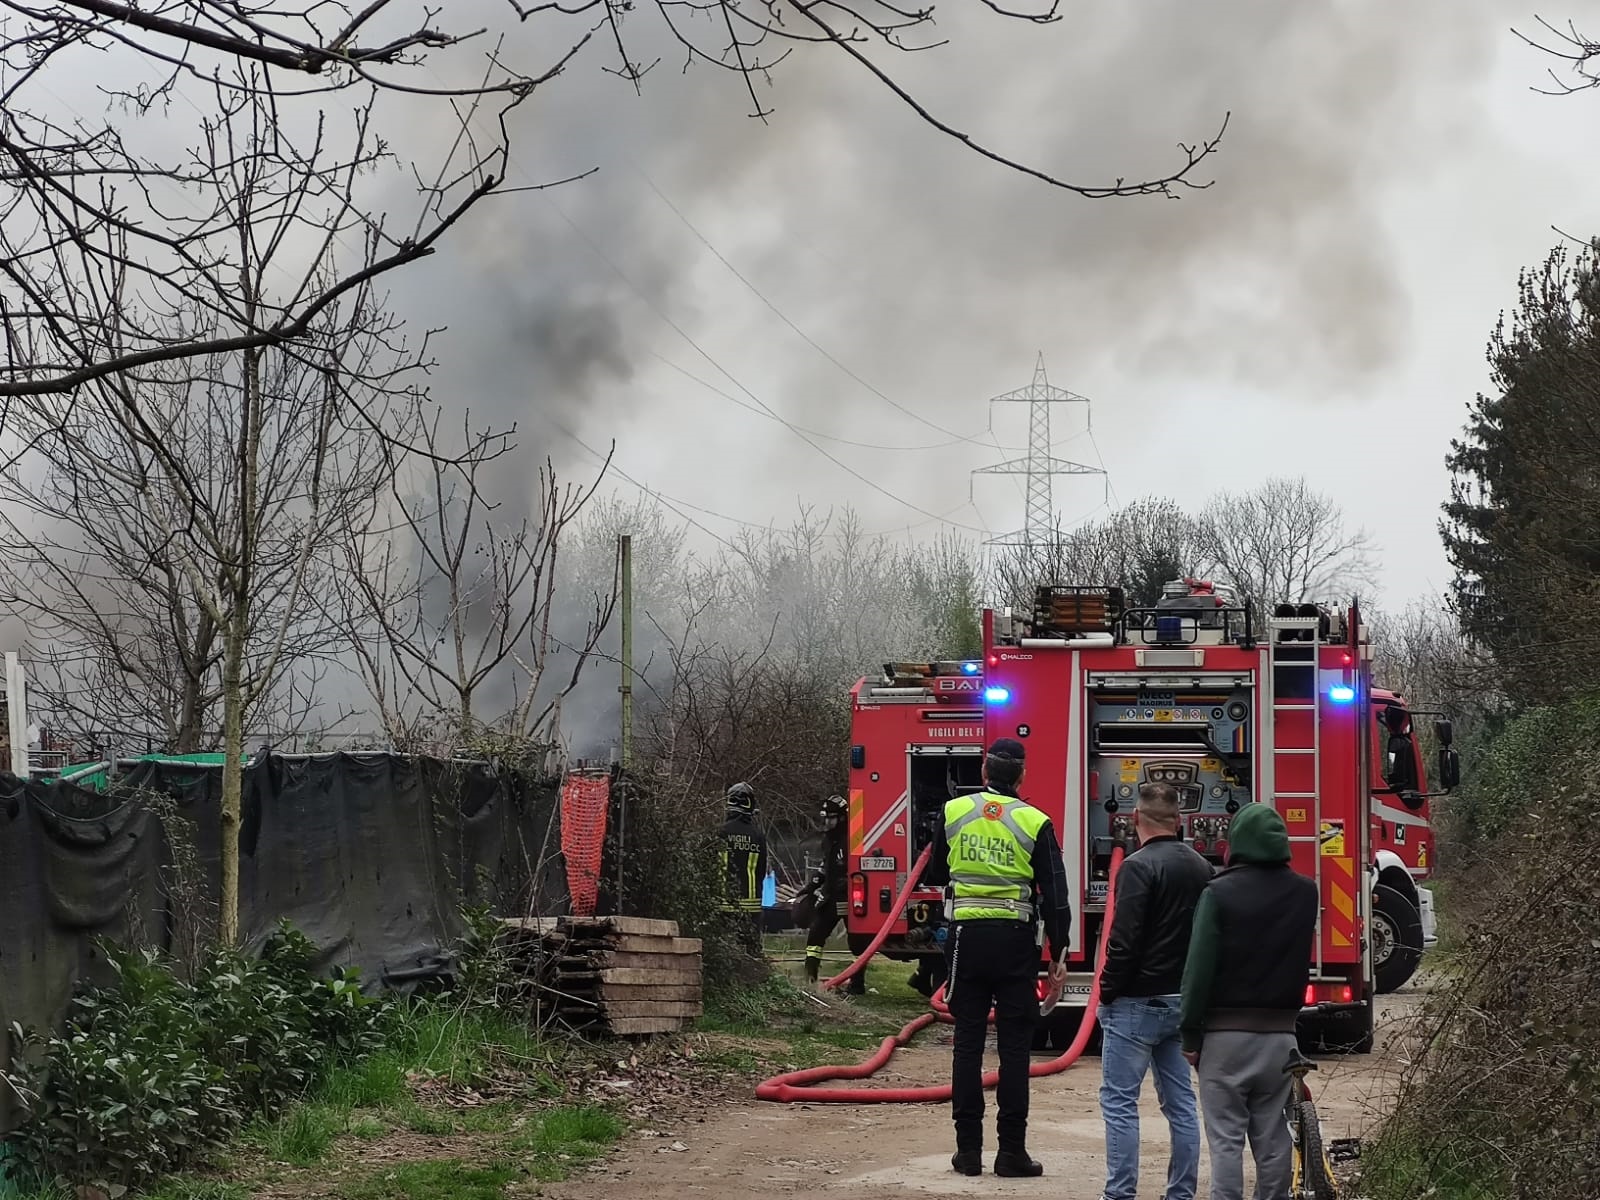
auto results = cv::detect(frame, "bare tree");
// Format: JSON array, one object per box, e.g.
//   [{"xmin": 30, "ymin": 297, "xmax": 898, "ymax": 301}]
[
  {"xmin": 0, "ymin": 1, "xmax": 1228, "ymax": 409},
  {"xmin": 990, "ymin": 498, "xmax": 1204, "ymax": 609},
  {"xmin": 0, "ymin": 83, "xmax": 449, "ymax": 942},
  {"xmin": 0, "ymin": 312, "xmax": 399, "ymax": 943},
  {"xmin": 1195, "ymin": 477, "xmax": 1376, "ymax": 609},
  {"xmin": 1516, "ymin": 16, "xmax": 1600, "ymax": 95},
  {"xmin": 333, "ymin": 415, "xmax": 618, "ymax": 753}
]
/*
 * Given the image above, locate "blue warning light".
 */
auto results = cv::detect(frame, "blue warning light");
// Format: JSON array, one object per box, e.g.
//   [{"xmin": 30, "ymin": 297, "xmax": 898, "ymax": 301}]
[
  {"xmin": 1328, "ymin": 685, "xmax": 1356, "ymax": 703},
  {"xmin": 984, "ymin": 687, "xmax": 1011, "ymax": 704},
  {"xmin": 961, "ymin": 661, "xmax": 980, "ymax": 675}
]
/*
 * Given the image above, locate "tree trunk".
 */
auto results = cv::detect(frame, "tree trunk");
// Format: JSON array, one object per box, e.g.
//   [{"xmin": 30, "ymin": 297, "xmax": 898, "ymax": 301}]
[{"xmin": 219, "ymin": 623, "xmax": 247, "ymax": 944}]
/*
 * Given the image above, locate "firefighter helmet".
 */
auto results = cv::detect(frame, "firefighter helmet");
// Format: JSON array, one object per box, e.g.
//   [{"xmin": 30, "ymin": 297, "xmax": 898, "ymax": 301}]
[
  {"xmin": 725, "ymin": 781, "xmax": 757, "ymax": 815},
  {"xmin": 821, "ymin": 794, "xmax": 847, "ymax": 829}
]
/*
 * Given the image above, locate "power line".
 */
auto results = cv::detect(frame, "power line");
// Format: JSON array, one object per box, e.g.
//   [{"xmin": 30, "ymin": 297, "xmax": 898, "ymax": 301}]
[
  {"xmin": 538, "ymin": 189, "xmax": 993, "ymax": 536},
  {"xmin": 630, "ymin": 164, "xmax": 1002, "ymax": 449},
  {"xmin": 648, "ymin": 352, "xmax": 1023, "ymax": 453},
  {"xmin": 559, "ymin": 419, "xmax": 981, "ymax": 543},
  {"xmin": 405, "ymin": 73, "xmax": 997, "ymax": 537}
]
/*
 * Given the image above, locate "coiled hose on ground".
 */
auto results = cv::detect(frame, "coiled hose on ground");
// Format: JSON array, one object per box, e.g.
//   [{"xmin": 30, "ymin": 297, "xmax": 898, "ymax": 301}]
[{"xmin": 755, "ymin": 843, "xmax": 1127, "ymax": 1103}]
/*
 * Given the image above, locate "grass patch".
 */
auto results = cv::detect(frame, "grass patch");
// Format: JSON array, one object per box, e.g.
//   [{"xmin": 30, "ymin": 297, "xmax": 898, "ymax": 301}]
[
  {"xmin": 701, "ymin": 971, "xmax": 812, "ymax": 1032},
  {"xmin": 337, "ymin": 1161, "xmax": 518, "ymax": 1200},
  {"xmin": 398, "ymin": 1105, "xmax": 457, "ymax": 1136},
  {"xmin": 249, "ymin": 1103, "xmax": 344, "ymax": 1165},
  {"xmin": 1362, "ymin": 1124, "xmax": 1507, "ymax": 1200},
  {"xmin": 384, "ymin": 1005, "xmax": 544, "ymax": 1084},
  {"xmin": 319, "ymin": 1050, "xmax": 411, "ymax": 1109},
  {"xmin": 697, "ymin": 1046, "xmax": 762, "ymax": 1073},
  {"xmin": 348, "ymin": 1115, "xmax": 387, "ymax": 1140},
  {"xmin": 242, "ymin": 1000, "xmax": 562, "ymax": 1165},
  {"xmin": 512, "ymin": 1104, "xmax": 626, "ymax": 1182},
  {"xmin": 142, "ymin": 1181, "xmax": 250, "ymax": 1200},
  {"xmin": 454, "ymin": 1101, "xmax": 521, "ymax": 1134}
]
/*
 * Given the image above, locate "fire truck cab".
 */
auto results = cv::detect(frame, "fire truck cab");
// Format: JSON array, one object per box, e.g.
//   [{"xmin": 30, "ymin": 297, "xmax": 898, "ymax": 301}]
[{"xmin": 845, "ymin": 580, "xmax": 1460, "ymax": 1055}]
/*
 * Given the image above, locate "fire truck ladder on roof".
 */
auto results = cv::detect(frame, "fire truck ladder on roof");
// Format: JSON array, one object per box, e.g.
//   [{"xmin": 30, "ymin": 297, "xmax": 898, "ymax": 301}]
[{"xmin": 1267, "ymin": 613, "xmax": 1324, "ymax": 980}]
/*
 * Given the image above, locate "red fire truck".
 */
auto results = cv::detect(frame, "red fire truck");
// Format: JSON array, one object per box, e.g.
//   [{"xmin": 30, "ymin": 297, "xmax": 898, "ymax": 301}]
[{"xmin": 844, "ymin": 580, "xmax": 1460, "ymax": 1053}]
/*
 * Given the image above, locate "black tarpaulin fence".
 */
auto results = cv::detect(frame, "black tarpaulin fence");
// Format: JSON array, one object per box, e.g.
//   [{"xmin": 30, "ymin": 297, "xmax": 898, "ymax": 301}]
[{"xmin": 0, "ymin": 751, "xmax": 565, "ymax": 1132}]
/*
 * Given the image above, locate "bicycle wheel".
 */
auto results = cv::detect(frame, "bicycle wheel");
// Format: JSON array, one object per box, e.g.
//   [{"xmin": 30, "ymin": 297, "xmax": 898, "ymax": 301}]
[{"xmin": 1294, "ymin": 1092, "xmax": 1339, "ymax": 1200}]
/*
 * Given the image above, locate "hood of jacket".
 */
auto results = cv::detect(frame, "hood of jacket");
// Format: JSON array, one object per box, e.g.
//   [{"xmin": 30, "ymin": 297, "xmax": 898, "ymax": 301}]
[{"xmin": 1226, "ymin": 802, "xmax": 1291, "ymax": 865}]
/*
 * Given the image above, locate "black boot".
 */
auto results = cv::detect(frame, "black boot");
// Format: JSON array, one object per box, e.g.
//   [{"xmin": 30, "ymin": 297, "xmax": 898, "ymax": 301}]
[
  {"xmin": 950, "ymin": 1150, "xmax": 983, "ymax": 1176},
  {"xmin": 993, "ymin": 1150, "xmax": 1044, "ymax": 1178},
  {"xmin": 804, "ymin": 956, "xmax": 820, "ymax": 984}
]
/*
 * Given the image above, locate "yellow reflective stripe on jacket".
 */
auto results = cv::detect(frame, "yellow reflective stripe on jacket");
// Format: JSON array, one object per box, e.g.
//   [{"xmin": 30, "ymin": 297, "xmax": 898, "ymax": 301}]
[{"xmin": 944, "ymin": 792, "xmax": 1046, "ymax": 921}]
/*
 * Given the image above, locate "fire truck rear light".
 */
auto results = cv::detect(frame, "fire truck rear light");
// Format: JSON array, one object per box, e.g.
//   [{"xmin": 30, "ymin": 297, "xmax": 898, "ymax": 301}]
[
  {"xmin": 1305, "ymin": 983, "xmax": 1357, "ymax": 1006},
  {"xmin": 850, "ymin": 872, "xmax": 867, "ymax": 916},
  {"xmin": 1329, "ymin": 685, "xmax": 1355, "ymax": 702},
  {"xmin": 984, "ymin": 687, "xmax": 1010, "ymax": 704}
]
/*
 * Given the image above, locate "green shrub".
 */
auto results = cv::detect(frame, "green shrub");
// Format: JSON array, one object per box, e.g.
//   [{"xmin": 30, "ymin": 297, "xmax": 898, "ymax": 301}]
[
  {"xmin": 1365, "ymin": 695, "xmax": 1600, "ymax": 1200},
  {"xmin": 2, "ymin": 922, "xmax": 384, "ymax": 1191}
]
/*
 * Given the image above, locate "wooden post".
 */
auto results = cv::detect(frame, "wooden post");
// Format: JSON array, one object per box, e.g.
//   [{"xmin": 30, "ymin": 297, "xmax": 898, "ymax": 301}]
[{"xmin": 620, "ymin": 534, "xmax": 633, "ymax": 770}]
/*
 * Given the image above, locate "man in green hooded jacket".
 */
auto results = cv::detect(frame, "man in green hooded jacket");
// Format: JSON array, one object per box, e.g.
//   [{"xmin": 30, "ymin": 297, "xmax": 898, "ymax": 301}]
[{"xmin": 1179, "ymin": 802, "xmax": 1318, "ymax": 1200}]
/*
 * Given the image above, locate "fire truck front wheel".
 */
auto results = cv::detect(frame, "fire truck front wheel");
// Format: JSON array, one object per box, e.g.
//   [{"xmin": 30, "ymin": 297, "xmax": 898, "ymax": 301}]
[{"xmin": 1372, "ymin": 883, "xmax": 1425, "ymax": 995}]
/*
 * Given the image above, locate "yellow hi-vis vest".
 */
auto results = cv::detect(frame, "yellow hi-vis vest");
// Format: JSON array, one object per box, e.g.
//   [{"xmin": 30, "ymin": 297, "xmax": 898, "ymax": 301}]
[{"xmin": 944, "ymin": 791, "xmax": 1047, "ymax": 921}]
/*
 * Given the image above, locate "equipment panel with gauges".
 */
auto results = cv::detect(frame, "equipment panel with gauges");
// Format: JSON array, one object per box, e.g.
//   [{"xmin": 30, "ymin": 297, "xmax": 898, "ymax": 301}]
[{"xmin": 1085, "ymin": 683, "xmax": 1256, "ymax": 877}]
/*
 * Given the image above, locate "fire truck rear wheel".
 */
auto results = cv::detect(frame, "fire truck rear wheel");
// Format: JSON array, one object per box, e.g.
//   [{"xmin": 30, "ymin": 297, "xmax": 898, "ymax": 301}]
[{"xmin": 1372, "ymin": 883, "xmax": 1424, "ymax": 995}]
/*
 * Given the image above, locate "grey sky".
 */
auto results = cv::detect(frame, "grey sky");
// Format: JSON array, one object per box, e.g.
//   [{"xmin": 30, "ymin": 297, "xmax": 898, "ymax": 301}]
[{"xmin": 379, "ymin": 0, "xmax": 1597, "ymax": 613}]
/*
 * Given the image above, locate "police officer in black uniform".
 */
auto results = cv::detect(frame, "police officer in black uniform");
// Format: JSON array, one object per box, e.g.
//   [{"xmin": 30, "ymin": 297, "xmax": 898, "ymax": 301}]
[
  {"xmin": 792, "ymin": 795, "xmax": 867, "ymax": 993},
  {"xmin": 719, "ymin": 781, "xmax": 768, "ymax": 956},
  {"xmin": 926, "ymin": 737, "xmax": 1072, "ymax": 1178}
]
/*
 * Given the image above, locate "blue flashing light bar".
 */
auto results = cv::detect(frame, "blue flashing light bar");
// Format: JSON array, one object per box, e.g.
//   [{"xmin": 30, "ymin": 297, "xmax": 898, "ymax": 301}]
[
  {"xmin": 961, "ymin": 661, "xmax": 980, "ymax": 675},
  {"xmin": 984, "ymin": 686, "xmax": 1011, "ymax": 704},
  {"xmin": 1328, "ymin": 684, "xmax": 1356, "ymax": 703}
]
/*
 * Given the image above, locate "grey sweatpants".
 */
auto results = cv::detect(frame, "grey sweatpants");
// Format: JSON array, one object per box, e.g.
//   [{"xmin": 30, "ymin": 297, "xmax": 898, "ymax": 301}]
[{"xmin": 1196, "ymin": 1030, "xmax": 1297, "ymax": 1200}]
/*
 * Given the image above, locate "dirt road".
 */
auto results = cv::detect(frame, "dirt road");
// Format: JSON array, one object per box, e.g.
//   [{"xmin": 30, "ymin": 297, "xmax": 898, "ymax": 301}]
[{"xmin": 545, "ymin": 989, "xmax": 1427, "ymax": 1200}]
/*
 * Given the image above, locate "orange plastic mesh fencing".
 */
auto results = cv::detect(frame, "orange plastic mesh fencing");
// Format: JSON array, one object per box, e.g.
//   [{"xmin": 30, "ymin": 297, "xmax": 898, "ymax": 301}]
[{"xmin": 560, "ymin": 773, "xmax": 611, "ymax": 916}]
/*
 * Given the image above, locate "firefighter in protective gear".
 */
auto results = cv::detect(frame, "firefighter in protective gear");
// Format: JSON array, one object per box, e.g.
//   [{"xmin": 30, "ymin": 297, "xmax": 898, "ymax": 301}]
[
  {"xmin": 926, "ymin": 737, "xmax": 1072, "ymax": 1179},
  {"xmin": 719, "ymin": 782, "xmax": 768, "ymax": 957},
  {"xmin": 792, "ymin": 795, "xmax": 865, "ymax": 993}
]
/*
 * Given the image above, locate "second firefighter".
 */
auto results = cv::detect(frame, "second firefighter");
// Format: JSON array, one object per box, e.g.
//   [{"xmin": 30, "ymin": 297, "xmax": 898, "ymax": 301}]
[{"xmin": 792, "ymin": 795, "xmax": 866, "ymax": 994}]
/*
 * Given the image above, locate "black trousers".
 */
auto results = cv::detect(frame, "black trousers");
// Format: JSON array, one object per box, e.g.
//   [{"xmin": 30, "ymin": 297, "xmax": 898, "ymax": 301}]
[
  {"xmin": 805, "ymin": 900, "xmax": 865, "ymax": 993},
  {"xmin": 947, "ymin": 919, "xmax": 1039, "ymax": 1155}
]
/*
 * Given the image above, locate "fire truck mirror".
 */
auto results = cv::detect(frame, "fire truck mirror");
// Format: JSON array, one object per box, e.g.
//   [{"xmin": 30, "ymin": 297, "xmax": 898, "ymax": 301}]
[
  {"xmin": 1385, "ymin": 735, "xmax": 1420, "ymax": 791},
  {"xmin": 1438, "ymin": 745, "xmax": 1461, "ymax": 791},
  {"xmin": 1433, "ymin": 718, "xmax": 1455, "ymax": 747}
]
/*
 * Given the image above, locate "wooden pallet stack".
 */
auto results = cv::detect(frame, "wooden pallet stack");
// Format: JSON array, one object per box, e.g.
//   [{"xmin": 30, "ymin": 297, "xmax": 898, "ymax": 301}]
[{"xmin": 500, "ymin": 915, "xmax": 703, "ymax": 1036}]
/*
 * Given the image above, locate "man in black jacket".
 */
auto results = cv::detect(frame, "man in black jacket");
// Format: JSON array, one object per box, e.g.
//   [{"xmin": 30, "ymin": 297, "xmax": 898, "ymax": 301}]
[
  {"xmin": 1180, "ymin": 802, "xmax": 1318, "ymax": 1200},
  {"xmin": 1095, "ymin": 782, "xmax": 1214, "ymax": 1200}
]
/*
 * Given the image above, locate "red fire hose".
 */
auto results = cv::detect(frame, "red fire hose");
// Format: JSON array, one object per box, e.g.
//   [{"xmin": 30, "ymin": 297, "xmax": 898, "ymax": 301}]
[{"xmin": 756, "ymin": 844, "xmax": 1127, "ymax": 1103}]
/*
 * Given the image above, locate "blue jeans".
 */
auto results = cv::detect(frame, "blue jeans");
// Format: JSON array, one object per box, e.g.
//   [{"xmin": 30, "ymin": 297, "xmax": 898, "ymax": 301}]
[{"xmin": 1097, "ymin": 995, "xmax": 1201, "ymax": 1200}]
